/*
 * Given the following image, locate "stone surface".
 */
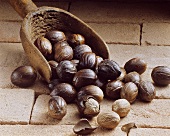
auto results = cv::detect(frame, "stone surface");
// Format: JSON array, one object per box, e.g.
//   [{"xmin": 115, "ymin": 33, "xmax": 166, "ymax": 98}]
[
  {"xmin": 108, "ymin": 44, "xmax": 170, "ymax": 68},
  {"xmin": 0, "ymin": 21, "xmax": 21, "ymax": 42},
  {"xmin": 70, "ymin": 1, "xmax": 170, "ymax": 23},
  {"xmin": 129, "ymin": 128, "xmax": 170, "ymax": 136},
  {"xmin": 142, "ymin": 23, "xmax": 170, "ymax": 46},
  {"xmin": 101, "ymin": 99, "xmax": 170, "ymax": 128},
  {"xmin": 88, "ymin": 23, "xmax": 140, "ymax": 45},
  {"xmin": 0, "ymin": 125, "xmax": 126, "ymax": 136},
  {"xmin": 0, "ymin": 89, "xmax": 34, "ymax": 124}
]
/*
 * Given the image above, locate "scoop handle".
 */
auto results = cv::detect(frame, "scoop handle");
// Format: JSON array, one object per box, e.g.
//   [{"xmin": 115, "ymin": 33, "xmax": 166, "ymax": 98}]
[{"xmin": 9, "ymin": 0, "xmax": 37, "ymax": 18}]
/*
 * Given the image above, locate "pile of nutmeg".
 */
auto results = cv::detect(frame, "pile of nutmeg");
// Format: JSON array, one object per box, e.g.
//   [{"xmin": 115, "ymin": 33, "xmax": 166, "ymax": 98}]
[{"xmin": 10, "ymin": 30, "xmax": 170, "ymax": 135}]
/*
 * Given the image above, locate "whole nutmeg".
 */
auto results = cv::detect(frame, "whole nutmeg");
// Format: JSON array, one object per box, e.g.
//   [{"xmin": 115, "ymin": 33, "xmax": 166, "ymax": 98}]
[
  {"xmin": 117, "ymin": 68, "xmax": 126, "ymax": 81},
  {"xmin": 97, "ymin": 112, "xmax": 120, "ymax": 129},
  {"xmin": 11, "ymin": 66, "xmax": 37, "ymax": 87},
  {"xmin": 56, "ymin": 60, "xmax": 77, "ymax": 83},
  {"xmin": 73, "ymin": 69, "xmax": 97, "ymax": 88},
  {"xmin": 34, "ymin": 37, "xmax": 52, "ymax": 57},
  {"xmin": 79, "ymin": 52, "xmax": 96, "ymax": 70},
  {"xmin": 97, "ymin": 59, "xmax": 121, "ymax": 81},
  {"xmin": 48, "ymin": 60, "xmax": 58, "ymax": 79},
  {"xmin": 120, "ymin": 82, "xmax": 138, "ymax": 103},
  {"xmin": 112, "ymin": 99, "xmax": 131, "ymax": 117},
  {"xmin": 54, "ymin": 44, "xmax": 73, "ymax": 62},
  {"xmin": 77, "ymin": 85, "xmax": 104, "ymax": 103},
  {"xmin": 73, "ymin": 44, "xmax": 92, "ymax": 59},
  {"xmin": 48, "ymin": 96, "xmax": 67, "ymax": 119},
  {"xmin": 50, "ymin": 83, "xmax": 77, "ymax": 103},
  {"xmin": 105, "ymin": 80, "xmax": 124, "ymax": 100},
  {"xmin": 124, "ymin": 58, "xmax": 147, "ymax": 74},
  {"xmin": 124, "ymin": 71, "xmax": 141, "ymax": 85},
  {"xmin": 45, "ymin": 30, "xmax": 66, "ymax": 44},
  {"xmin": 77, "ymin": 96, "xmax": 100, "ymax": 118},
  {"xmin": 151, "ymin": 66, "xmax": 170, "ymax": 86},
  {"xmin": 67, "ymin": 34, "xmax": 85, "ymax": 47},
  {"xmin": 138, "ymin": 81, "xmax": 156, "ymax": 102}
]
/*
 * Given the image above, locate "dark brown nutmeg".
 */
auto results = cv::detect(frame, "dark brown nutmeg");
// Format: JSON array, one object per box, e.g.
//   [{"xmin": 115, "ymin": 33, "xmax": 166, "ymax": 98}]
[
  {"xmin": 73, "ymin": 119, "xmax": 97, "ymax": 135},
  {"xmin": 120, "ymin": 82, "xmax": 138, "ymax": 103},
  {"xmin": 67, "ymin": 34, "xmax": 85, "ymax": 48},
  {"xmin": 48, "ymin": 96, "xmax": 67, "ymax": 119},
  {"xmin": 56, "ymin": 60, "xmax": 77, "ymax": 83},
  {"xmin": 50, "ymin": 83, "xmax": 77, "ymax": 103},
  {"xmin": 124, "ymin": 71, "xmax": 141, "ymax": 85},
  {"xmin": 79, "ymin": 52, "xmax": 96, "ymax": 70},
  {"xmin": 76, "ymin": 95, "xmax": 100, "ymax": 118},
  {"xmin": 97, "ymin": 59, "xmax": 121, "ymax": 80},
  {"xmin": 54, "ymin": 44, "xmax": 73, "ymax": 62},
  {"xmin": 48, "ymin": 60, "xmax": 58, "ymax": 79},
  {"xmin": 11, "ymin": 66, "xmax": 37, "ymax": 87},
  {"xmin": 124, "ymin": 58, "xmax": 147, "ymax": 74},
  {"xmin": 48, "ymin": 79, "xmax": 62, "ymax": 91},
  {"xmin": 151, "ymin": 66, "xmax": 170, "ymax": 86},
  {"xmin": 77, "ymin": 85, "xmax": 104, "ymax": 103},
  {"xmin": 73, "ymin": 44, "xmax": 92, "ymax": 59},
  {"xmin": 45, "ymin": 30, "xmax": 66, "ymax": 44},
  {"xmin": 138, "ymin": 81, "xmax": 156, "ymax": 102},
  {"xmin": 105, "ymin": 80, "xmax": 124, "ymax": 100},
  {"xmin": 34, "ymin": 37, "xmax": 52, "ymax": 57},
  {"xmin": 73, "ymin": 69, "xmax": 97, "ymax": 88}
]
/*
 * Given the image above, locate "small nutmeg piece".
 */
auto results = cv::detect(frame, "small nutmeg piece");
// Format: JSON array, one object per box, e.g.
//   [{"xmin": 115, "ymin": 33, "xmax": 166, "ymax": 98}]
[
  {"xmin": 34, "ymin": 37, "xmax": 52, "ymax": 57},
  {"xmin": 77, "ymin": 96, "xmax": 100, "ymax": 118},
  {"xmin": 105, "ymin": 80, "xmax": 124, "ymax": 100},
  {"xmin": 67, "ymin": 33, "xmax": 85, "ymax": 48},
  {"xmin": 73, "ymin": 69, "xmax": 97, "ymax": 88},
  {"xmin": 11, "ymin": 66, "xmax": 37, "ymax": 87},
  {"xmin": 54, "ymin": 42, "xmax": 73, "ymax": 62},
  {"xmin": 138, "ymin": 81, "xmax": 156, "ymax": 102},
  {"xmin": 97, "ymin": 59, "xmax": 121, "ymax": 80},
  {"xmin": 151, "ymin": 66, "xmax": 170, "ymax": 86},
  {"xmin": 124, "ymin": 58, "xmax": 147, "ymax": 74},
  {"xmin": 73, "ymin": 118, "xmax": 97, "ymax": 135},
  {"xmin": 120, "ymin": 82, "xmax": 138, "ymax": 104},
  {"xmin": 112, "ymin": 99, "xmax": 131, "ymax": 117},
  {"xmin": 48, "ymin": 96, "xmax": 67, "ymax": 120},
  {"xmin": 79, "ymin": 52, "xmax": 96, "ymax": 70},
  {"xmin": 73, "ymin": 44, "xmax": 92, "ymax": 59},
  {"xmin": 77, "ymin": 85, "xmax": 104, "ymax": 103},
  {"xmin": 97, "ymin": 112, "xmax": 120, "ymax": 129},
  {"xmin": 45, "ymin": 30, "xmax": 66, "ymax": 44},
  {"xmin": 50, "ymin": 83, "xmax": 77, "ymax": 103},
  {"xmin": 56, "ymin": 60, "xmax": 77, "ymax": 83},
  {"xmin": 124, "ymin": 71, "xmax": 141, "ymax": 85}
]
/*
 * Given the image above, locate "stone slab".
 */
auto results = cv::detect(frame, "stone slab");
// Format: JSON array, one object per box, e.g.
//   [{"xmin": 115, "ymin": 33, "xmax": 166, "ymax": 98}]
[
  {"xmin": 142, "ymin": 23, "xmax": 170, "ymax": 46},
  {"xmin": 108, "ymin": 44, "xmax": 170, "ymax": 68},
  {"xmin": 70, "ymin": 1, "xmax": 170, "ymax": 23},
  {"xmin": 0, "ymin": 89, "xmax": 34, "ymax": 124},
  {"xmin": 129, "ymin": 128, "xmax": 170, "ymax": 136},
  {"xmin": 88, "ymin": 23, "xmax": 140, "ymax": 45},
  {"xmin": 101, "ymin": 99, "xmax": 170, "ymax": 128},
  {"xmin": 0, "ymin": 125, "xmax": 126, "ymax": 136},
  {"xmin": 0, "ymin": 21, "xmax": 21, "ymax": 42}
]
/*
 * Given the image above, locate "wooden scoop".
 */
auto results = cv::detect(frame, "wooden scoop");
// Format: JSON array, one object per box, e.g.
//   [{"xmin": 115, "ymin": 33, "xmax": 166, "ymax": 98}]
[{"xmin": 9, "ymin": 0, "xmax": 110, "ymax": 83}]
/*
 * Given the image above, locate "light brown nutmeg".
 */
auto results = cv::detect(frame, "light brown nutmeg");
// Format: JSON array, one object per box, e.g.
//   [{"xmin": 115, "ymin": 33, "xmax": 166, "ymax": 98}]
[
  {"xmin": 112, "ymin": 99, "xmax": 131, "ymax": 117},
  {"xmin": 124, "ymin": 71, "xmax": 141, "ymax": 85},
  {"xmin": 48, "ymin": 96, "xmax": 67, "ymax": 120},
  {"xmin": 120, "ymin": 82, "xmax": 138, "ymax": 104},
  {"xmin": 97, "ymin": 112, "xmax": 120, "ymax": 129}
]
